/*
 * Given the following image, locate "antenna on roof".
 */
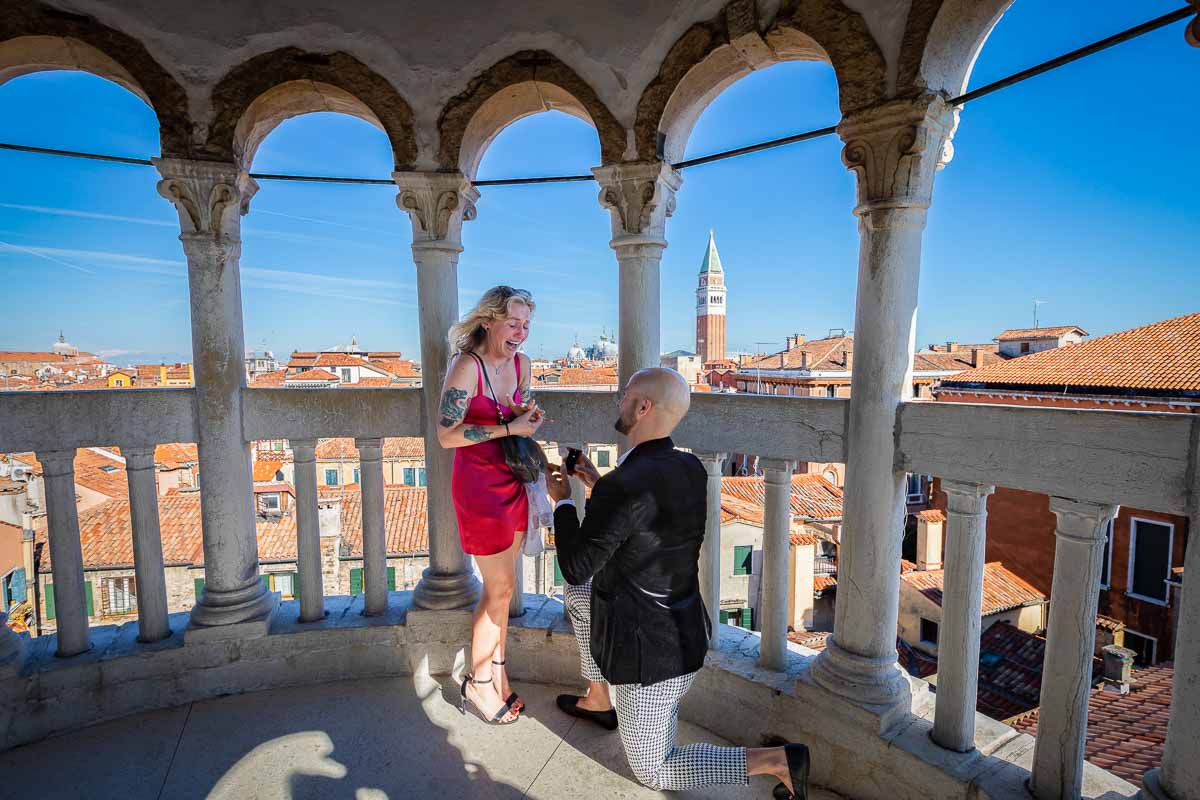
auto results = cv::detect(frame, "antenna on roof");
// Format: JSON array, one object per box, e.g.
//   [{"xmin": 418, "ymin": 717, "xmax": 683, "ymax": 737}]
[{"xmin": 1033, "ymin": 299, "xmax": 1047, "ymax": 329}]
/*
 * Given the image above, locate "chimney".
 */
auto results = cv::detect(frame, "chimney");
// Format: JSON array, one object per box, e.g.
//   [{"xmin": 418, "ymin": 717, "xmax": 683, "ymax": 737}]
[
  {"xmin": 800, "ymin": 351, "xmax": 809, "ymax": 370},
  {"xmin": 319, "ymin": 497, "xmax": 341, "ymax": 538},
  {"xmin": 1101, "ymin": 645, "xmax": 1136, "ymax": 694},
  {"xmin": 318, "ymin": 497, "xmax": 342, "ymax": 596},
  {"xmin": 970, "ymin": 348, "xmax": 982, "ymax": 368},
  {"xmin": 789, "ymin": 533, "xmax": 816, "ymax": 631},
  {"xmin": 916, "ymin": 512, "xmax": 943, "ymax": 571},
  {"xmin": 842, "ymin": 349, "xmax": 853, "ymax": 371},
  {"xmin": 778, "ymin": 354, "xmax": 786, "ymax": 369},
  {"xmin": 946, "ymin": 341, "xmax": 958, "ymax": 353}
]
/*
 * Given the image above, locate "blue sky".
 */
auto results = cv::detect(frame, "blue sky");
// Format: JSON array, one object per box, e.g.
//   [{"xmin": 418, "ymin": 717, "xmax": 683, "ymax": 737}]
[{"xmin": 0, "ymin": 1, "xmax": 1196, "ymax": 366}]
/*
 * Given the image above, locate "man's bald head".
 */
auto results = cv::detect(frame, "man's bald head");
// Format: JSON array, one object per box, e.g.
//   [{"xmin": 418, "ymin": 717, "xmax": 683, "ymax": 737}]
[{"xmin": 628, "ymin": 368, "xmax": 691, "ymax": 422}]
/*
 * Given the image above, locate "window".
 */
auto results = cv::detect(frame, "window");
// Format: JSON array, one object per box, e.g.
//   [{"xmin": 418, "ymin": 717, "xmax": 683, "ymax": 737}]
[
  {"xmin": 826, "ymin": 386, "xmax": 836, "ymax": 398},
  {"xmin": 1020, "ymin": 342, "xmax": 1030, "ymax": 354},
  {"xmin": 912, "ymin": 383, "xmax": 921, "ymax": 398},
  {"xmin": 272, "ymin": 441, "xmax": 285, "ymax": 452},
  {"xmin": 104, "ymin": 576, "xmax": 137, "ymax": 615},
  {"xmin": 2, "ymin": 568, "xmax": 26, "ymax": 608},
  {"xmin": 552, "ymin": 556, "xmax": 563, "ymax": 587},
  {"xmin": 263, "ymin": 494, "xmax": 281, "ymax": 512},
  {"xmin": 719, "ymin": 608, "xmax": 754, "ymax": 629},
  {"xmin": 418, "ymin": 468, "xmax": 427, "ymax": 487},
  {"xmin": 272, "ymin": 572, "xmax": 295, "ymax": 599},
  {"xmin": 920, "ymin": 618, "xmax": 939, "ymax": 646},
  {"xmin": 353, "ymin": 468, "xmax": 360, "ymax": 484},
  {"xmin": 906, "ymin": 474, "xmax": 924, "ymax": 502},
  {"xmin": 733, "ymin": 545, "xmax": 753, "ymax": 576},
  {"xmin": 1099, "ymin": 518, "xmax": 1114, "ymax": 589},
  {"xmin": 403, "ymin": 467, "xmax": 415, "ymax": 485},
  {"xmin": 596, "ymin": 450, "xmax": 611, "ymax": 468},
  {"xmin": 350, "ymin": 567, "xmax": 363, "ymax": 595},
  {"xmin": 325, "ymin": 469, "xmax": 339, "ymax": 486},
  {"xmin": 1123, "ymin": 629, "xmax": 1157, "ymax": 666},
  {"xmin": 1128, "ymin": 518, "xmax": 1173, "ymax": 604},
  {"xmin": 340, "ymin": 368, "xmax": 352, "ymax": 383},
  {"xmin": 99, "ymin": 465, "xmax": 119, "ymax": 473}
]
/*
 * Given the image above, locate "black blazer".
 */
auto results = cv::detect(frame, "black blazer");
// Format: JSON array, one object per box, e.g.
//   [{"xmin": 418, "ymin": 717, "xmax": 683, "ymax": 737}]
[{"xmin": 554, "ymin": 437, "xmax": 711, "ymax": 686}]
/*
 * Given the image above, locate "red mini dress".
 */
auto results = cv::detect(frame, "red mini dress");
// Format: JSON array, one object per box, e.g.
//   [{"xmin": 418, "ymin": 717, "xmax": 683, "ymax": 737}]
[{"xmin": 451, "ymin": 355, "xmax": 529, "ymax": 556}]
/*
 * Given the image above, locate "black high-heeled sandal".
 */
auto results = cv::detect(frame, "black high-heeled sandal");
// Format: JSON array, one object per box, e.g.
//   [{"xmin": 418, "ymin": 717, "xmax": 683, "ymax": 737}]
[
  {"xmin": 458, "ymin": 675, "xmax": 519, "ymax": 725},
  {"xmin": 771, "ymin": 743, "xmax": 809, "ymax": 800},
  {"xmin": 493, "ymin": 659, "xmax": 523, "ymax": 714}
]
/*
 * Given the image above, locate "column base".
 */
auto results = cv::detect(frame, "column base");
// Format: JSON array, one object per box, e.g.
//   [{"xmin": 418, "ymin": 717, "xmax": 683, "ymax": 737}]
[
  {"xmin": 413, "ymin": 568, "xmax": 480, "ymax": 610},
  {"xmin": 1139, "ymin": 769, "xmax": 1176, "ymax": 800},
  {"xmin": 810, "ymin": 634, "xmax": 912, "ymax": 712},
  {"xmin": 187, "ymin": 579, "xmax": 277, "ymax": 630}
]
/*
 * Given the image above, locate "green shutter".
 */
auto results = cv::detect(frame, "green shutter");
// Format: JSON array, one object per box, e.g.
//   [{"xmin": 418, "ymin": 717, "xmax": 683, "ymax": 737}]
[
  {"xmin": 742, "ymin": 608, "xmax": 754, "ymax": 630},
  {"xmin": 350, "ymin": 568, "xmax": 363, "ymax": 595},
  {"xmin": 261, "ymin": 574, "xmax": 271, "ymax": 590},
  {"xmin": 734, "ymin": 545, "xmax": 752, "ymax": 576},
  {"xmin": 719, "ymin": 609, "xmax": 730, "ymax": 625},
  {"xmin": 194, "ymin": 577, "xmax": 205, "ymax": 602},
  {"xmin": 85, "ymin": 581, "xmax": 94, "ymax": 617},
  {"xmin": 553, "ymin": 556, "xmax": 563, "ymax": 586},
  {"xmin": 387, "ymin": 566, "xmax": 396, "ymax": 591},
  {"xmin": 290, "ymin": 572, "xmax": 300, "ymax": 602},
  {"xmin": 45, "ymin": 583, "xmax": 55, "ymax": 620}
]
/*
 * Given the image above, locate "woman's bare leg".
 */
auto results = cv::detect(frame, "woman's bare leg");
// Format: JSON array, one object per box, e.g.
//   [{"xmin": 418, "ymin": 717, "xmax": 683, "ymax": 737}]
[
  {"xmin": 467, "ymin": 535, "xmax": 521, "ymax": 721},
  {"xmin": 492, "ymin": 532, "xmax": 526, "ymax": 709}
]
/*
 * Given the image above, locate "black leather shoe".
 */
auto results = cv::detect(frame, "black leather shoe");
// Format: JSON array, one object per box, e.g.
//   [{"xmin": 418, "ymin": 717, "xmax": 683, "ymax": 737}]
[
  {"xmin": 771, "ymin": 743, "xmax": 809, "ymax": 800},
  {"xmin": 556, "ymin": 694, "xmax": 618, "ymax": 730}
]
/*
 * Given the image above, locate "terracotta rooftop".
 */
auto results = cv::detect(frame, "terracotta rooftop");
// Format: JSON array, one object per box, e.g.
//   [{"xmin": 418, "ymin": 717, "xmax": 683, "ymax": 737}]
[
  {"xmin": 944, "ymin": 312, "xmax": 1200, "ymax": 393},
  {"xmin": 720, "ymin": 474, "xmax": 844, "ymax": 521},
  {"xmin": 1012, "ymin": 662, "xmax": 1172, "ymax": 787},
  {"xmin": 253, "ymin": 460, "xmax": 285, "ymax": 482},
  {"xmin": 741, "ymin": 335, "xmax": 854, "ymax": 372},
  {"xmin": 916, "ymin": 509, "xmax": 946, "ymax": 522},
  {"xmin": 912, "ymin": 351, "xmax": 1007, "ymax": 372},
  {"xmin": 994, "ymin": 326, "xmax": 1088, "ymax": 341},
  {"xmin": 296, "ymin": 437, "xmax": 425, "ymax": 461},
  {"xmin": 787, "ymin": 630, "xmax": 831, "ymax": 651},
  {"xmin": 901, "ymin": 562, "xmax": 1046, "ymax": 616},
  {"xmin": 286, "ymin": 368, "xmax": 340, "ymax": 382},
  {"xmin": 313, "ymin": 353, "xmax": 373, "ymax": 368},
  {"xmin": 35, "ymin": 485, "xmax": 430, "ymax": 570},
  {"xmin": 249, "ymin": 369, "xmax": 289, "ymax": 387}
]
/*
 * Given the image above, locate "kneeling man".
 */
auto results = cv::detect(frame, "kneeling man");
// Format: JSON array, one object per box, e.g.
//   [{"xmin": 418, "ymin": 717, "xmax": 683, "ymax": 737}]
[{"xmin": 547, "ymin": 367, "xmax": 809, "ymax": 798}]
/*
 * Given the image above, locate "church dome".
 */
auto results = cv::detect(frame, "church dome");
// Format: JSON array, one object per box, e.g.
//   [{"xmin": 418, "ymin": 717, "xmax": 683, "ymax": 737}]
[
  {"xmin": 52, "ymin": 332, "xmax": 77, "ymax": 356},
  {"xmin": 566, "ymin": 342, "xmax": 586, "ymax": 363},
  {"xmin": 590, "ymin": 335, "xmax": 618, "ymax": 361}
]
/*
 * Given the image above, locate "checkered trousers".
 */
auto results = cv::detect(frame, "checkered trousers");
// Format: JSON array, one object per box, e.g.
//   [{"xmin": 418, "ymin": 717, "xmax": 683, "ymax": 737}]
[{"xmin": 564, "ymin": 581, "xmax": 749, "ymax": 791}]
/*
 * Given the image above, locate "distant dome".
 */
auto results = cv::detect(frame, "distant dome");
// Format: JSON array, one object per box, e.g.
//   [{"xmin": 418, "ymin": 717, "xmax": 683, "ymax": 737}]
[
  {"xmin": 52, "ymin": 332, "xmax": 76, "ymax": 356},
  {"xmin": 566, "ymin": 343, "xmax": 586, "ymax": 363},
  {"xmin": 588, "ymin": 335, "xmax": 618, "ymax": 361}
]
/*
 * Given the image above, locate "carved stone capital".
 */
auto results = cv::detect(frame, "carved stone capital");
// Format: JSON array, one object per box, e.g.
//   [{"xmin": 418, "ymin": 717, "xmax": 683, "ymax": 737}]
[
  {"xmin": 592, "ymin": 160, "xmax": 682, "ymax": 242},
  {"xmin": 392, "ymin": 171, "xmax": 478, "ymax": 247},
  {"xmin": 152, "ymin": 158, "xmax": 257, "ymax": 241},
  {"xmin": 838, "ymin": 94, "xmax": 957, "ymax": 215}
]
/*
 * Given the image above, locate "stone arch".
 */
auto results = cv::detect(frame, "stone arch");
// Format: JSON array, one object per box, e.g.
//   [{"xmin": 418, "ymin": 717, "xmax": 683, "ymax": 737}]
[
  {"xmin": 436, "ymin": 50, "xmax": 625, "ymax": 176},
  {"xmin": 0, "ymin": 0, "xmax": 192, "ymax": 157},
  {"xmin": 633, "ymin": 0, "xmax": 888, "ymax": 162},
  {"xmin": 205, "ymin": 47, "xmax": 417, "ymax": 169},
  {"xmin": 896, "ymin": 0, "xmax": 1015, "ymax": 98}
]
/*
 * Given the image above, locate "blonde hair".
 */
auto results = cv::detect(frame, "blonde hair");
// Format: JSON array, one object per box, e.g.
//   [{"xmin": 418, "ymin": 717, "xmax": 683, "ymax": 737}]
[{"xmin": 448, "ymin": 285, "xmax": 536, "ymax": 355}]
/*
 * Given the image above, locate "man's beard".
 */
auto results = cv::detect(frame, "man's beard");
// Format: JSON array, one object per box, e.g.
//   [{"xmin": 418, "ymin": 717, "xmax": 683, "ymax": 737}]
[{"xmin": 614, "ymin": 411, "xmax": 634, "ymax": 435}]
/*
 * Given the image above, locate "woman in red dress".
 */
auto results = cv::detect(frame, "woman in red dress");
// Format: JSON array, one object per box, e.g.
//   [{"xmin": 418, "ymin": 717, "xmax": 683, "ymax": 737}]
[{"xmin": 437, "ymin": 286, "xmax": 544, "ymax": 724}]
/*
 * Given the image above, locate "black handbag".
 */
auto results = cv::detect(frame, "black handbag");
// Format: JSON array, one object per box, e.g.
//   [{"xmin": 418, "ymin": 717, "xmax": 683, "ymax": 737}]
[{"xmin": 468, "ymin": 352, "xmax": 546, "ymax": 484}]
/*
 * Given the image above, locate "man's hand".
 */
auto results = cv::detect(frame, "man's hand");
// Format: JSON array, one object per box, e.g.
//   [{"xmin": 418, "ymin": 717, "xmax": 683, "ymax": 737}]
[
  {"xmin": 569, "ymin": 450, "xmax": 602, "ymax": 489},
  {"xmin": 546, "ymin": 463, "xmax": 571, "ymax": 503}
]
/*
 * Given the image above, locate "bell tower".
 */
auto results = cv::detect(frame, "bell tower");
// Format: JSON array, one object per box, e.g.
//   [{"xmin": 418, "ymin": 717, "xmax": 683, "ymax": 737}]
[{"xmin": 695, "ymin": 229, "xmax": 727, "ymax": 364}]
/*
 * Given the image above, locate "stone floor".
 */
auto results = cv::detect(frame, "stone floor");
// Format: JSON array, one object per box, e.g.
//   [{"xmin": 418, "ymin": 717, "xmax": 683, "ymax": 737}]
[{"xmin": 0, "ymin": 674, "xmax": 841, "ymax": 799}]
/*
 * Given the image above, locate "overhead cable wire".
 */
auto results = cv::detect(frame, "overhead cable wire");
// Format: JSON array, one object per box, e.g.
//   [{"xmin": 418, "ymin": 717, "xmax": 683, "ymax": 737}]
[{"xmin": 0, "ymin": 6, "xmax": 1191, "ymax": 188}]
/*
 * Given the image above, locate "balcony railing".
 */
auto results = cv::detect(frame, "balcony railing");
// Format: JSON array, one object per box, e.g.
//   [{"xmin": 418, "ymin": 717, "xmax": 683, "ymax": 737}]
[{"xmin": 0, "ymin": 384, "xmax": 1193, "ymax": 799}]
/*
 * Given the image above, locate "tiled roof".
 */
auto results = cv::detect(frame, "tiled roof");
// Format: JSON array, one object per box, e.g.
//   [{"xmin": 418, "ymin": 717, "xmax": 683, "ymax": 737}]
[
  {"xmin": 35, "ymin": 485, "xmax": 430, "ymax": 570},
  {"xmin": 946, "ymin": 313, "xmax": 1200, "ymax": 393},
  {"xmin": 1011, "ymin": 662, "xmax": 1172, "ymax": 787},
  {"xmin": 720, "ymin": 475, "xmax": 843, "ymax": 521},
  {"xmin": 742, "ymin": 336, "xmax": 854, "ymax": 372},
  {"xmin": 249, "ymin": 369, "xmax": 289, "ymax": 387},
  {"xmin": 0, "ymin": 351, "xmax": 77, "ymax": 362},
  {"xmin": 912, "ymin": 351, "xmax": 1007, "ymax": 372},
  {"xmin": 787, "ymin": 630, "xmax": 831, "ymax": 650},
  {"xmin": 916, "ymin": 509, "xmax": 946, "ymax": 522},
  {"xmin": 1096, "ymin": 614, "xmax": 1126, "ymax": 632},
  {"xmin": 369, "ymin": 358, "xmax": 420, "ymax": 377},
  {"xmin": 813, "ymin": 575, "xmax": 837, "ymax": 593},
  {"xmin": 152, "ymin": 443, "xmax": 198, "ymax": 469},
  {"xmin": 314, "ymin": 353, "xmax": 371, "ymax": 368},
  {"xmin": 902, "ymin": 562, "xmax": 1045, "ymax": 616},
  {"xmin": 294, "ymin": 437, "xmax": 425, "ymax": 461},
  {"xmin": 0, "ymin": 478, "xmax": 23, "ymax": 494},
  {"xmin": 348, "ymin": 377, "xmax": 396, "ymax": 388},
  {"xmin": 896, "ymin": 637, "xmax": 938, "ymax": 679},
  {"xmin": 994, "ymin": 326, "xmax": 1087, "ymax": 341},
  {"xmin": 973, "ymin": 622, "xmax": 1055, "ymax": 720},
  {"xmin": 287, "ymin": 368, "xmax": 339, "ymax": 382},
  {"xmin": 556, "ymin": 367, "xmax": 618, "ymax": 386},
  {"xmin": 789, "ymin": 532, "xmax": 820, "ymax": 546},
  {"xmin": 253, "ymin": 460, "xmax": 285, "ymax": 482},
  {"xmin": 253, "ymin": 482, "xmax": 294, "ymax": 495}
]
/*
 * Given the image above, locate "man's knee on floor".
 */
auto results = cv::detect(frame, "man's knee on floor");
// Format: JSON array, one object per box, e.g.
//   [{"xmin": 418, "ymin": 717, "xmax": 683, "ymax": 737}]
[
  {"xmin": 629, "ymin": 762, "xmax": 665, "ymax": 791},
  {"xmin": 564, "ymin": 583, "xmax": 589, "ymax": 616}
]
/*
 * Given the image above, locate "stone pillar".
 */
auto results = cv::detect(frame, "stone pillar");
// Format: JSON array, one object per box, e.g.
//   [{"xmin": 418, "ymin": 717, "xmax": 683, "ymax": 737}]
[
  {"xmin": 394, "ymin": 171, "xmax": 481, "ymax": 610},
  {"xmin": 760, "ymin": 459, "xmax": 796, "ymax": 671},
  {"xmin": 592, "ymin": 161, "xmax": 682, "ymax": 389},
  {"xmin": 123, "ymin": 447, "xmax": 171, "ymax": 642},
  {"xmin": 1031, "ymin": 498, "xmax": 1117, "ymax": 800},
  {"xmin": 38, "ymin": 450, "xmax": 90, "ymax": 656},
  {"xmin": 811, "ymin": 94, "xmax": 957, "ymax": 707},
  {"xmin": 697, "ymin": 453, "xmax": 726, "ymax": 646},
  {"xmin": 932, "ymin": 480, "xmax": 994, "ymax": 753},
  {"xmin": 355, "ymin": 437, "xmax": 387, "ymax": 616},
  {"xmin": 154, "ymin": 158, "xmax": 274, "ymax": 630},
  {"xmin": 1142, "ymin": 443, "xmax": 1200, "ymax": 800},
  {"xmin": 290, "ymin": 438, "xmax": 324, "ymax": 622}
]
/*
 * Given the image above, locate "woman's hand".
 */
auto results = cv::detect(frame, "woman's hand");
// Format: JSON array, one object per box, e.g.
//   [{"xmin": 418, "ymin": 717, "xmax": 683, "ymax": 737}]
[
  {"xmin": 508, "ymin": 400, "xmax": 544, "ymax": 437},
  {"xmin": 546, "ymin": 463, "xmax": 570, "ymax": 503}
]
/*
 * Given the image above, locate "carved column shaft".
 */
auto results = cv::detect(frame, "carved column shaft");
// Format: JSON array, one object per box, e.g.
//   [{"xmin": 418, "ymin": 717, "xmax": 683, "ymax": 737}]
[
  {"xmin": 124, "ymin": 446, "xmax": 171, "ymax": 642},
  {"xmin": 811, "ymin": 95, "xmax": 957, "ymax": 707},
  {"xmin": 394, "ymin": 171, "xmax": 481, "ymax": 611},
  {"xmin": 697, "ymin": 452, "xmax": 726, "ymax": 648},
  {"xmin": 760, "ymin": 458, "xmax": 796, "ymax": 671},
  {"xmin": 154, "ymin": 158, "xmax": 274, "ymax": 630},
  {"xmin": 290, "ymin": 438, "xmax": 325, "ymax": 623},
  {"xmin": 592, "ymin": 161, "xmax": 682, "ymax": 390}
]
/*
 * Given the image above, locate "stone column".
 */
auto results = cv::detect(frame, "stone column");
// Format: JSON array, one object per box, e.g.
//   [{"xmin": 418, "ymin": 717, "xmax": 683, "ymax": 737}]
[
  {"xmin": 932, "ymin": 480, "xmax": 994, "ymax": 753},
  {"xmin": 810, "ymin": 95, "xmax": 957, "ymax": 707},
  {"xmin": 1031, "ymin": 498, "xmax": 1118, "ymax": 800},
  {"xmin": 123, "ymin": 447, "xmax": 171, "ymax": 642},
  {"xmin": 154, "ymin": 158, "xmax": 274, "ymax": 630},
  {"xmin": 760, "ymin": 459, "xmax": 795, "ymax": 671},
  {"xmin": 394, "ymin": 171, "xmax": 481, "ymax": 610},
  {"xmin": 38, "ymin": 450, "xmax": 90, "ymax": 656},
  {"xmin": 290, "ymin": 439, "xmax": 324, "ymax": 623},
  {"xmin": 697, "ymin": 452, "xmax": 726, "ymax": 647},
  {"xmin": 355, "ymin": 437, "xmax": 387, "ymax": 616},
  {"xmin": 592, "ymin": 161, "xmax": 682, "ymax": 388}
]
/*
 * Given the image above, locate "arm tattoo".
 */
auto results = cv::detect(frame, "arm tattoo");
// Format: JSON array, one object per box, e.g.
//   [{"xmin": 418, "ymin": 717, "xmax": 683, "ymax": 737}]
[
  {"xmin": 464, "ymin": 425, "xmax": 492, "ymax": 443},
  {"xmin": 439, "ymin": 387, "xmax": 468, "ymax": 428}
]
